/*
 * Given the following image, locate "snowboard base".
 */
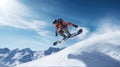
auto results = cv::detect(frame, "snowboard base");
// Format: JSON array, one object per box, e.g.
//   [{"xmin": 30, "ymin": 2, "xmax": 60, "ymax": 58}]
[{"xmin": 53, "ymin": 29, "xmax": 83, "ymax": 46}]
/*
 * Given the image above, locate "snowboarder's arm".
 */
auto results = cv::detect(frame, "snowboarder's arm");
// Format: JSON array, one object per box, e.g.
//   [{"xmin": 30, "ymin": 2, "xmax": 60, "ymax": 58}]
[{"xmin": 65, "ymin": 22, "xmax": 78, "ymax": 28}]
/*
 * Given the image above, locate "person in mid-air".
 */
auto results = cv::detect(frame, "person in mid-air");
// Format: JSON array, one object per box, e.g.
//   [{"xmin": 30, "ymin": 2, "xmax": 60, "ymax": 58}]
[{"xmin": 53, "ymin": 18, "xmax": 78, "ymax": 40}]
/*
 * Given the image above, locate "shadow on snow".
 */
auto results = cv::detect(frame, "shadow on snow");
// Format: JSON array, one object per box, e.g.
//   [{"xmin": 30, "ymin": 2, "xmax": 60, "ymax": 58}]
[{"xmin": 68, "ymin": 50, "xmax": 120, "ymax": 67}]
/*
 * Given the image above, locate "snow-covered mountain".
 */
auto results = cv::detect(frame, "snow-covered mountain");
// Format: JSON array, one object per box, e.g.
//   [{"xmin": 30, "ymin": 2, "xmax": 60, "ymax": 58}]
[
  {"xmin": 0, "ymin": 62, "xmax": 8, "ymax": 67},
  {"xmin": 0, "ymin": 47, "xmax": 62, "ymax": 67},
  {"xmin": 44, "ymin": 47, "xmax": 64, "ymax": 55},
  {"xmin": 17, "ymin": 31, "xmax": 120, "ymax": 67}
]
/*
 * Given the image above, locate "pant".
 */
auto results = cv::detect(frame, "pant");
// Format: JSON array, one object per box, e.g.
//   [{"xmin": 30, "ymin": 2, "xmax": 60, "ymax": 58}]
[{"xmin": 58, "ymin": 27, "xmax": 71, "ymax": 38}]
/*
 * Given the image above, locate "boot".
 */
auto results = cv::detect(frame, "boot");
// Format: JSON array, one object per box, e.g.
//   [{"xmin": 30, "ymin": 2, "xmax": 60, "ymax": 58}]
[
  {"xmin": 67, "ymin": 33, "xmax": 71, "ymax": 38},
  {"xmin": 66, "ymin": 31, "xmax": 71, "ymax": 38},
  {"xmin": 62, "ymin": 34, "xmax": 67, "ymax": 40}
]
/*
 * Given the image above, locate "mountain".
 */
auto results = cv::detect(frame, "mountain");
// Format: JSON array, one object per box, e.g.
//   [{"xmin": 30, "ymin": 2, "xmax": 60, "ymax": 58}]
[
  {"xmin": 0, "ymin": 48, "xmax": 10, "ymax": 54},
  {"xmin": 0, "ymin": 47, "xmax": 62, "ymax": 67},
  {"xmin": 17, "ymin": 31, "xmax": 120, "ymax": 67},
  {"xmin": 0, "ymin": 62, "xmax": 8, "ymax": 67},
  {"xmin": 44, "ymin": 47, "xmax": 63, "ymax": 55}
]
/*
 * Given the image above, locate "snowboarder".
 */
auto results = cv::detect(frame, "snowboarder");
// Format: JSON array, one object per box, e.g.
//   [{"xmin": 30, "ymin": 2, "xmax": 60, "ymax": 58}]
[{"xmin": 53, "ymin": 18, "xmax": 78, "ymax": 40}]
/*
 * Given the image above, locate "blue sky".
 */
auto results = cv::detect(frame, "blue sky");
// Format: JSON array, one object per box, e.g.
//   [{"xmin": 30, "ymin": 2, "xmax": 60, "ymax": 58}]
[{"xmin": 0, "ymin": 0, "xmax": 120, "ymax": 51}]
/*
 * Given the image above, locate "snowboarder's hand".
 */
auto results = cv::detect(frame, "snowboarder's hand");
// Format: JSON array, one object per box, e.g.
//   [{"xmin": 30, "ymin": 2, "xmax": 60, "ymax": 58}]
[
  {"xmin": 74, "ymin": 25, "xmax": 78, "ymax": 28},
  {"xmin": 55, "ymin": 32, "xmax": 58, "ymax": 36}
]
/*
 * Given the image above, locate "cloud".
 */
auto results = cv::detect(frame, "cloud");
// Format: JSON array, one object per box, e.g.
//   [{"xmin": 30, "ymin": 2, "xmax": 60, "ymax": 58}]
[
  {"xmin": 37, "ymin": 31, "xmax": 49, "ymax": 37},
  {"xmin": 26, "ymin": 20, "xmax": 48, "ymax": 31},
  {"xmin": 91, "ymin": 17, "xmax": 120, "ymax": 35},
  {"xmin": 0, "ymin": 0, "xmax": 48, "ymax": 31},
  {"xmin": 0, "ymin": 0, "xmax": 51, "ymax": 46},
  {"xmin": 0, "ymin": 0, "xmax": 49, "ymax": 33},
  {"xmin": 86, "ymin": 17, "xmax": 120, "ymax": 47}
]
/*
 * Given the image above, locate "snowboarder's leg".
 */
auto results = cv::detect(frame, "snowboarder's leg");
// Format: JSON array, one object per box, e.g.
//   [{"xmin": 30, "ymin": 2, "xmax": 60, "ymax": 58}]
[
  {"xmin": 62, "ymin": 27, "xmax": 71, "ymax": 38},
  {"xmin": 58, "ymin": 30, "xmax": 67, "ymax": 40}
]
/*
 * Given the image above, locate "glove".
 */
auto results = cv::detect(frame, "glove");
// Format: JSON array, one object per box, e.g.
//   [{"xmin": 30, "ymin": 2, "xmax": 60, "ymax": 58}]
[
  {"xmin": 55, "ymin": 32, "xmax": 58, "ymax": 36},
  {"xmin": 74, "ymin": 25, "xmax": 78, "ymax": 28}
]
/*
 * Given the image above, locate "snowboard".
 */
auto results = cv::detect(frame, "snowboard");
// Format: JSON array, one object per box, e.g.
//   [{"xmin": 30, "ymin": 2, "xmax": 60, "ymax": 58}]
[{"xmin": 53, "ymin": 29, "xmax": 83, "ymax": 46}]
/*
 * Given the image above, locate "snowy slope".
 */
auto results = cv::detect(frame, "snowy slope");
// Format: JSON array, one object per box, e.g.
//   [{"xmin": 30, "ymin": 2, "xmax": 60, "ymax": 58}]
[{"xmin": 17, "ymin": 30, "xmax": 120, "ymax": 67}]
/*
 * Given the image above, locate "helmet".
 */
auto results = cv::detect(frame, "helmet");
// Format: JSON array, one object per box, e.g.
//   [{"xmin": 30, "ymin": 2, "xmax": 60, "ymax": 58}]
[
  {"xmin": 58, "ymin": 18, "xmax": 64, "ymax": 23},
  {"xmin": 53, "ymin": 19, "xmax": 58, "ymax": 24}
]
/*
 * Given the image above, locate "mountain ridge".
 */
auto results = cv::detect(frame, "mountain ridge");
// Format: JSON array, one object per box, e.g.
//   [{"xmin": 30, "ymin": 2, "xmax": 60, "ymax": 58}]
[{"xmin": 0, "ymin": 47, "xmax": 62, "ymax": 67}]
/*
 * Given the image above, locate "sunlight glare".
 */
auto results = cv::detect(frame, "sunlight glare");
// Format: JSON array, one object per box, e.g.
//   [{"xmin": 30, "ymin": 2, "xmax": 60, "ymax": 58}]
[{"xmin": 0, "ymin": 0, "xmax": 11, "ymax": 8}]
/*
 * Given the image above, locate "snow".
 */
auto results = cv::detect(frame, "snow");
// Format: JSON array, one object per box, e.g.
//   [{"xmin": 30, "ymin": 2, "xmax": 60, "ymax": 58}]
[
  {"xmin": 16, "ymin": 30, "xmax": 120, "ymax": 67},
  {"xmin": 0, "ymin": 54, "xmax": 4, "ymax": 56},
  {"xmin": 0, "ymin": 53, "xmax": 8, "ymax": 61},
  {"xmin": 12, "ymin": 53, "xmax": 23, "ymax": 60},
  {"xmin": 9, "ymin": 60, "xmax": 20, "ymax": 67},
  {"xmin": 33, "ymin": 51, "xmax": 44, "ymax": 60},
  {"xmin": 18, "ymin": 31, "xmax": 120, "ymax": 67}
]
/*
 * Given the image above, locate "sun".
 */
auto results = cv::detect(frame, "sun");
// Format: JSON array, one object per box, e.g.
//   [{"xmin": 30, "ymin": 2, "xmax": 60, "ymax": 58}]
[
  {"xmin": 0, "ymin": 0, "xmax": 11, "ymax": 8},
  {"xmin": 0, "ymin": 0, "xmax": 14, "ymax": 16},
  {"xmin": 0, "ymin": 0, "xmax": 23, "ymax": 18}
]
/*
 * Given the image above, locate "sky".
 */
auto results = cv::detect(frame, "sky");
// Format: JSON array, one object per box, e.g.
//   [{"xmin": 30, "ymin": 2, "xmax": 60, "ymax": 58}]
[{"xmin": 0, "ymin": 0, "xmax": 120, "ymax": 51}]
